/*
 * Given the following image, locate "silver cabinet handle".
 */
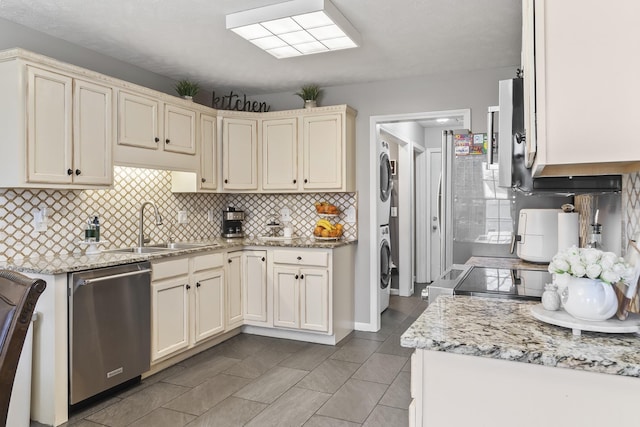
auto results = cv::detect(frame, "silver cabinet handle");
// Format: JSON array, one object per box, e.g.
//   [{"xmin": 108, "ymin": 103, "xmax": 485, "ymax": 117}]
[{"xmin": 79, "ymin": 268, "xmax": 152, "ymax": 286}]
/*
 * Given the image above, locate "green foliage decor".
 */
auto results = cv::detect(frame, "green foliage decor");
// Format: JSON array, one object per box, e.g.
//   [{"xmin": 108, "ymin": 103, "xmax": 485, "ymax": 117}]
[{"xmin": 174, "ymin": 80, "xmax": 200, "ymax": 97}]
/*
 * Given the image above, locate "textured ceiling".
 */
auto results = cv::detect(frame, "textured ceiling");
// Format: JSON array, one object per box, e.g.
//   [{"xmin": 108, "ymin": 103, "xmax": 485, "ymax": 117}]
[{"xmin": 0, "ymin": 0, "xmax": 522, "ymax": 94}]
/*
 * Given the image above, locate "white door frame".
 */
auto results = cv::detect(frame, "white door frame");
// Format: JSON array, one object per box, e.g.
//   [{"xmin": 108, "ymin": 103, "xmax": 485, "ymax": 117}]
[
  {"xmin": 369, "ymin": 109, "xmax": 470, "ymax": 331},
  {"xmin": 425, "ymin": 148, "xmax": 442, "ymax": 282}
]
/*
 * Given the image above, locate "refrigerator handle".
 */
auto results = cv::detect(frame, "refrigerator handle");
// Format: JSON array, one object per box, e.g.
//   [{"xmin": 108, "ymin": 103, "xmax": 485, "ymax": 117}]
[
  {"xmin": 437, "ymin": 173, "xmax": 442, "ymax": 232},
  {"xmin": 487, "ymin": 106, "xmax": 499, "ymax": 168}
]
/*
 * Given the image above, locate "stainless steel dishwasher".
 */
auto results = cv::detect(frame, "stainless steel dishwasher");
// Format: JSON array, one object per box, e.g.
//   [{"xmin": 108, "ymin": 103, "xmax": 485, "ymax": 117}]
[{"xmin": 69, "ymin": 261, "xmax": 151, "ymax": 406}]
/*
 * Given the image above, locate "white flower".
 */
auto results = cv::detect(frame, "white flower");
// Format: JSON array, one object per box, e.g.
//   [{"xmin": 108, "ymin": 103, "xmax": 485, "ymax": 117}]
[
  {"xmin": 586, "ymin": 263, "xmax": 602, "ymax": 280},
  {"xmin": 566, "ymin": 246, "xmax": 580, "ymax": 257},
  {"xmin": 601, "ymin": 269, "xmax": 619, "ymax": 284},
  {"xmin": 613, "ymin": 263, "xmax": 627, "ymax": 277},
  {"xmin": 554, "ymin": 259, "xmax": 570, "ymax": 273},
  {"xmin": 582, "ymin": 248, "xmax": 601, "ymax": 265},
  {"xmin": 571, "ymin": 262, "xmax": 586, "ymax": 277},
  {"xmin": 567, "ymin": 254, "xmax": 582, "ymax": 266}
]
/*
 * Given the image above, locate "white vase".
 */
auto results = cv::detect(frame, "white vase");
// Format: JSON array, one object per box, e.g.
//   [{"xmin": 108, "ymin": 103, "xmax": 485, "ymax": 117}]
[
  {"xmin": 304, "ymin": 99, "xmax": 317, "ymax": 109},
  {"xmin": 560, "ymin": 277, "xmax": 618, "ymax": 321},
  {"xmin": 541, "ymin": 283, "xmax": 561, "ymax": 311},
  {"xmin": 182, "ymin": 95, "xmax": 193, "ymax": 101}
]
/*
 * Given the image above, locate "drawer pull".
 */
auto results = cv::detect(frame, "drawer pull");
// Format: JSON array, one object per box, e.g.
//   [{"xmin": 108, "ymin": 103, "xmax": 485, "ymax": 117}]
[{"xmin": 297, "ymin": 256, "xmax": 302, "ymax": 261}]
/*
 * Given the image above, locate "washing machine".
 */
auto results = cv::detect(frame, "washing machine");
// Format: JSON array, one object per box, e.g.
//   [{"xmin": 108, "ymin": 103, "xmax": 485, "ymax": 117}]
[
  {"xmin": 379, "ymin": 224, "xmax": 391, "ymax": 313},
  {"xmin": 378, "ymin": 139, "xmax": 393, "ymax": 226}
]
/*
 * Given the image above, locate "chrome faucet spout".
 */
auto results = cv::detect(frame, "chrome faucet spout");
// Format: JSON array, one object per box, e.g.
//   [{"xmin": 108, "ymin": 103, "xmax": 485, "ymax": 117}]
[{"xmin": 138, "ymin": 202, "xmax": 162, "ymax": 247}]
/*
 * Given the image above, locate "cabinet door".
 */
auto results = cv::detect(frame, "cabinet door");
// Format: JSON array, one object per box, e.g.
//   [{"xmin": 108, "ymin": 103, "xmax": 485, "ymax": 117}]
[
  {"xmin": 164, "ymin": 103, "xmax": 196, "ymax": 154},
  {"xmin": 262, "ymin": 118, "xmax": 298, "ymax": 190},
  {"xmin": 273, "ymin": 266, "xmax": 299, "ymax": 329},
  {"xmin": 26, "ymin": 66, "xmax": 73, "ymax": 184},
  {"xmin": 303, "ymin": 114, "xmax": 342, "ymax": 190},
  {"xmin": 222, "ymin": 118, "xmax": 258, "ymax": 190},
  {"xmin": 299, "ymin": 268, "xmax": 329, "ymax": 332},
  {"xmin": 117, "ymin": 90, "xmax": 160, "ymax": 149},
  {"xmin": 200, "ymin": 113, "xmax": 217, "ymax": 190},
  {"xmin": 73, "ymin": 79, "xmax": 113, "ymax": 185},
  {"xmin": 243, "ymin": 251, "xmax": 268, "ymax": 324},
  {"xmin": 151, "ymin": 277, "xmax": 189, "ymax": 361},
  {"xmin": 193, "ymin": 269, "xmax": 225, "ymax": 343},
  {"xmin": 226, "ymin": 251, "xmax": 244, "ymax": 329}
]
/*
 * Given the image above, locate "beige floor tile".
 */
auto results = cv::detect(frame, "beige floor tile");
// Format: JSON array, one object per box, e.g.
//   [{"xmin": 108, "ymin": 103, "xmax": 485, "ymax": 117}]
[
  {"xmin": 375, "ymin": 334, "xmax": 414, "ymax": 358},
  {"xmin": 279, "ymin": 343, "xmax": 338, "ymax": 371},
  {"xmin": 330, "ymin": 338, "xmax": 381, "ymax": 364},
  {"xmin": 163, "ymin": 374, "xmax": 250, "ymax": 416},
  {"xmin": 379, "ymin": 372, "xmax": 411, "ymax": 409},
  {"xmin": 128, "ymin": 407, "xmax": 196, "ymax": 427},
  {"xmin": 245, "ymin": 387, "xmax": 331, "ymax": 427},
  {"xmin": 352, "ymin": 353, "xmax": 407, "ymax": 385},
  {"xmin": 163, "ymin": 356, "xmax": 241, "ymax": 387},
  {"xmin": 297, "ymin": 359, "xmax": 361, "ymax": 394},
  {"xmin": 185, "ymin": 397, "xmax": 267, "ymax": 427},
  {"xmin": 223, "ymin": 346, "xmax": 292, "ymax": 379},
  {"xmin": 316, "ymin": 379, "xmax": 388, "ymax": 424},
  {"xmin": 233, "ymin": 366, "xmax": 308, "ymax": 404},
  {"xmin": 362, "ymin": 405, "xmax": 408, "ymax": 427},
  {"xmin": 86, "ymin": 383, "xmax": 189, "ymax": 427}
]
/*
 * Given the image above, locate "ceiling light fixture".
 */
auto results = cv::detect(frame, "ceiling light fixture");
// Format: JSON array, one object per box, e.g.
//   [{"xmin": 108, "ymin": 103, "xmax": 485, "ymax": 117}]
[{"xmin": 226, "ymin": 0, "xmax": 361, "ymax": 59}]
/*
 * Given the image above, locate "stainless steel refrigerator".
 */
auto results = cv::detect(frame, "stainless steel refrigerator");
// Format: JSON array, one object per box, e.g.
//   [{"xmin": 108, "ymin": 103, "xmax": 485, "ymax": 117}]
[{"xmin": 440, "ymin": 130, "xmax": 516, "ymax": 272}]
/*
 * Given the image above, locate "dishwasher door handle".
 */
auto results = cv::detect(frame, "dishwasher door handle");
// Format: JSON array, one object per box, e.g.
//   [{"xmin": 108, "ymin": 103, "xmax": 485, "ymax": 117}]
[{"xmin": 79, "ymin": 268, "xmax": 152, "ymax": 286}]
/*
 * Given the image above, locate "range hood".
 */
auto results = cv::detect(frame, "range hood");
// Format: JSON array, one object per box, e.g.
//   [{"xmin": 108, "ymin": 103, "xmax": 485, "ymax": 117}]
[{"xmin": 518, "ymin": 174, "xmax": 622, "ymax": 195}]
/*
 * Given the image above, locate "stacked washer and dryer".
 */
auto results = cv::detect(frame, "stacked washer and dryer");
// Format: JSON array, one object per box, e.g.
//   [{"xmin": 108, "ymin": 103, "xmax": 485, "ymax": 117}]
[{"xmin": 378, "ymin": 139, "xmax": 393, "ymax": 313}]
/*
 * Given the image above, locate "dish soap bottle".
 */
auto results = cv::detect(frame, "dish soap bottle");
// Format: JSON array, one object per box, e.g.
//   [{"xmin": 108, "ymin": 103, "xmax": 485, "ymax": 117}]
[{"xmin": 92, "ymin": 215, "xmax": 100, "ymax": 242}]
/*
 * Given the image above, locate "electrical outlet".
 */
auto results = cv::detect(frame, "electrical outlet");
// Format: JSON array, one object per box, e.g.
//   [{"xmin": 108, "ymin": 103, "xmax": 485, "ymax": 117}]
[
  {"xmin": 177, "ymin": 210, "xmax": 188, "ymax": 224},
  {"xmin": 207, "ymin": 208, "xmax": 214, "ymax": 222},
  {"xmin": 391, "ymin": 206, "xmax": 398, "ymax": 217}
]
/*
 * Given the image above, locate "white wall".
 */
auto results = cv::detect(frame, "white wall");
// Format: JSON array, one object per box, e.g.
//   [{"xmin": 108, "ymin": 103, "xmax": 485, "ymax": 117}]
[
  {"xmin": 260, "ymin": 66, "xmax": 517, "ymax": 326},
  {"xmin": 0, "ymin": 17, "xmax": 179, "ymax": 96}
]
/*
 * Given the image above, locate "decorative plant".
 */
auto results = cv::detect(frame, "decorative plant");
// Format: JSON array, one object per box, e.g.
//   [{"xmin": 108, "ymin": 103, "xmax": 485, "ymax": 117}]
[
  {"xmin": 295, "ymin": 84, "xmax": 322, "ymax": 101},
  {"xmin": 548, "ymin": 246, "xmax": 633, "ymax": 284},
  {"xmin": 174, "ymin": 80, "xmax": 200, "ymax": 97}
]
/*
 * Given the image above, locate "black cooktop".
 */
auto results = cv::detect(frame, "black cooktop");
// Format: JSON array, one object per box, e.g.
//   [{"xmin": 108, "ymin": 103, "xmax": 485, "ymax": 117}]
[{"xmin": 454, "ymin": 267, "xmax": 551, "ymax": 301}]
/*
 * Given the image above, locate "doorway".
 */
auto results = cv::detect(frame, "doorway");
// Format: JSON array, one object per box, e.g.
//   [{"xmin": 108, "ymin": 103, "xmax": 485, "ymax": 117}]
[{"xmin": 368, "ymin": 109, "xmax": 470, "ymax": 331}]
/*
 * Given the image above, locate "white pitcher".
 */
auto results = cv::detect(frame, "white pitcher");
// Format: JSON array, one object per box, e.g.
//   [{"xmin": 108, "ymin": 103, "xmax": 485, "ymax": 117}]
[{"xmin": 560, "ymin": 277, "xmax": 618, "ymax": 321}]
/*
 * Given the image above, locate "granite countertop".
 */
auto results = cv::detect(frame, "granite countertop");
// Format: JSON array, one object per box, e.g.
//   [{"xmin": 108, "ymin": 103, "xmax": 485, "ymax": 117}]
[
  {"xmin": 2, "ymin": 237, "xmax": 357, "ymax": 275},
  {"xmin": 466, "ymin": 256, "xmax": 548, "ymax": 271},
  {"xmin": 401, "ymin": 295, "xmax": 640, "ymax": 378}
]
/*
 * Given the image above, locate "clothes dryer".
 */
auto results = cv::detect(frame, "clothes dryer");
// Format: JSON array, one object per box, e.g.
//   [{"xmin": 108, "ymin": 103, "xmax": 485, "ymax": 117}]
[
  {"xmin": 378, "ymin": 139, "xmax": 393, "ymax": 226},
  {"xmin": 379, "ymin": 224, "xmax": 391, "ymax": 313}
]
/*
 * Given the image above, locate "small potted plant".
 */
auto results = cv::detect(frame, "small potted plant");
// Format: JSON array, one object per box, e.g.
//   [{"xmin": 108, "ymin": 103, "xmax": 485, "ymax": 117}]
[
  {"xmin": 174, "ymin": 80, "xmax": 200, "ymax": 100},
  {"xmin": 295, "ymin": 84, "xmax": 322, "ymax": 109}
]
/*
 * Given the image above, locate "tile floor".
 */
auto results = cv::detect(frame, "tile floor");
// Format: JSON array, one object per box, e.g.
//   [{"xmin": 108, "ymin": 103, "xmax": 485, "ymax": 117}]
[{"xmin": 46, "ymin": 291, "xmax": 427, "ymax": 427}]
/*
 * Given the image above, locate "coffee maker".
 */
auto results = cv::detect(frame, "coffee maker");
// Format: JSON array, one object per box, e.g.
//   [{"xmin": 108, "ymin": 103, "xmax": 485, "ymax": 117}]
[{"xmin": 222, "ymin": 207, "xmax": 245, "ymax": 238}]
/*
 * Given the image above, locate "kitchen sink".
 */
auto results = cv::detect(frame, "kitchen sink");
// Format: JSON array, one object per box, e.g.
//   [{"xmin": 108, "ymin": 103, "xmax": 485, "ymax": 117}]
[
  {"xmin": 147, "ymin": 242, "xmax": 215, "ymax": 250},
  {"xmin": 103, "ymin": 247, "xmax": 175, "ymax": 254}
]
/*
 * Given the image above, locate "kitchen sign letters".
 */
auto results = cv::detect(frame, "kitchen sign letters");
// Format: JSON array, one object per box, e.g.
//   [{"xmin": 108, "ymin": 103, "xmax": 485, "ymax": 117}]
[{"xmin": 212, "ymin": 90, "xmax": 271, "ymax": 112}]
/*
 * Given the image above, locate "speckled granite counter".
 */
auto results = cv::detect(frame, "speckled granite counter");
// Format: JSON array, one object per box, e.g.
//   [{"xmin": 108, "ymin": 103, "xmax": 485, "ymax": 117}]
[
  {"xmin": 1, "ymin": 237, "xmax": 356, "ymax": 275},
  {"xmin": 401, "ymin": 295, "xmax": 640, "ymax": 378},
  {"xmin": 466, "ymin": 256, "xmax": 548, "ymax": 271}
]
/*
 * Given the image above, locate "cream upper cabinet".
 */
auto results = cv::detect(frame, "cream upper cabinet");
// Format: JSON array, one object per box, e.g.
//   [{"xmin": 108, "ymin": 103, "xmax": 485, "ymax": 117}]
[
  {"xmin": 262, "ymin": 118, "xmax": 298, "ymax": 191},
  {"xmin": 117, "ymin": 90, "xmax": 159, "ymax": 150},
  {"xmin": 73, "ymin": 79, "xmax": 113, "ymax": 185},
  {"xmin": 199, "ymin": 113, "xmax": 217, "ymax": 190},
  {"xmin": 226, "ymin": 251, "xmax": 244, "ymax": 329},
  {"xmin": 0, "ymin": 64, "xmax": 113, "ymax": 189},
  {"xmin": 303, "ymin": 113, "xmax": 342, "ymax": 190},
  {"xmin": 526, "ymin": 0, "xmax": 640, "ymax": 176},
  {"xmin": 222, "ymin": 117, "xmax": 258, "ymax": 191},
  {"xmin": 243, "ymin": 250, "xmax": 268, "ymax": 325},
  {"xmin": 164, "ymin": 103, "xmax": 196, "ymax": 155},
  {"xmin": 26, "ymin": 66, "xmax": 73, "ymax": 184}
]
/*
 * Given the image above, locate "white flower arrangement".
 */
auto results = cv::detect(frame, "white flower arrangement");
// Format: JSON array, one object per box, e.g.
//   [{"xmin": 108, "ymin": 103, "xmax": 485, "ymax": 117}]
[{"xmin": 547, "ymin": 246, "xmax": 633, "ymax": 285}]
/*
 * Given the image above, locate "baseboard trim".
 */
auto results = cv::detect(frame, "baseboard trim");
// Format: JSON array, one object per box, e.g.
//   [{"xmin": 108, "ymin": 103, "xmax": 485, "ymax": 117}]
[{"xmin": 354, "ymin": 321, "xmax": 377, "ymax": 332}]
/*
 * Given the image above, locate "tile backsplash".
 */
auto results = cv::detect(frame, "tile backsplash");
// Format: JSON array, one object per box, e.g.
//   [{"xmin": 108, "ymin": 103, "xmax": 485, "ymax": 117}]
[{"xmin": 0, "ymin": 166, "xmax": 357, "ymax": 262}]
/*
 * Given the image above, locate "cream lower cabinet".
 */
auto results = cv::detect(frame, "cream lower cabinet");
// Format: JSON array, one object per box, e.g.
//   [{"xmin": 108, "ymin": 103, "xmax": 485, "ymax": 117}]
[
  {"xmin": 151, "ymin": 252, "xmax": 226, "ymax": 362},
  {"xmin": 151, "ymin": 257, "xmax": 190, "ymax": 361},
  {"xmin": 272, "ymin": 249, "xmax": 330, "ymax": 332},
  {"xmin": 243, "ymin": 250, "xmax": 268, "ymax": 325},
  {"xmin": 226, "ymin": 250, "xmax": 244, "ymax": 329}
]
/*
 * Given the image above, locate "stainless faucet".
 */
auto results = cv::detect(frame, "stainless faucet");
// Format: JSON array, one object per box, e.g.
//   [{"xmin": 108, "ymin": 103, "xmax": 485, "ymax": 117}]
[{"xmin": 138, "ymin": 202, "xmax": 163, "ymax": 247}]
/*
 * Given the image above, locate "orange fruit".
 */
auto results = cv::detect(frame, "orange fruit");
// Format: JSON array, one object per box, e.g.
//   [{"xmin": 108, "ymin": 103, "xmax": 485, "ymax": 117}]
[{"xmin": 321, "ymin": 229, "xmax": 330, "ymax": 237}]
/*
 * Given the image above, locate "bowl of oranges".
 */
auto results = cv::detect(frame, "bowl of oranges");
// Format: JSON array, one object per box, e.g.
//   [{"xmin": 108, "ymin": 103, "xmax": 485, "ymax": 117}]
[
  {"xmin": 313, "ymin": 219, "xmax": 344, "ymax": 240},
  {"xmin": 314, "ymin": 201, "xmax": 339, "ymax": 215}
]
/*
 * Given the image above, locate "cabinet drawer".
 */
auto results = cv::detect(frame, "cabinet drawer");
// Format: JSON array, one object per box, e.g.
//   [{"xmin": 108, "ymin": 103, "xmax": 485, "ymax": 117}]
[
  {"xmin": 193, "ymin": 252, "xmax": 224, "ymax": 272},
  {"xmin": 272, "ymin": 250, "xmax": 328, "ymax": 267},
  {"xmin": 152, "ymin": 258, "xmax": 189, "ymax": 281}
]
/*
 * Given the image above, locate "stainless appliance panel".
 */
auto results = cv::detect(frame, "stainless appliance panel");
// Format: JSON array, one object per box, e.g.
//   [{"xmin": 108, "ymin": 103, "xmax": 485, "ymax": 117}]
[{"xmin": 69, "ymin": 262, "xmax": 151, "ymax": 405}]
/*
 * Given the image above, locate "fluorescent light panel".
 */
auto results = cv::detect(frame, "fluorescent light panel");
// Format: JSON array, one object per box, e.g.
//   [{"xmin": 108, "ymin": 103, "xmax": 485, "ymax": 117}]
[{"xmin": 227, "ymin": 0, "xmax": 360, "ymax": 59}]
